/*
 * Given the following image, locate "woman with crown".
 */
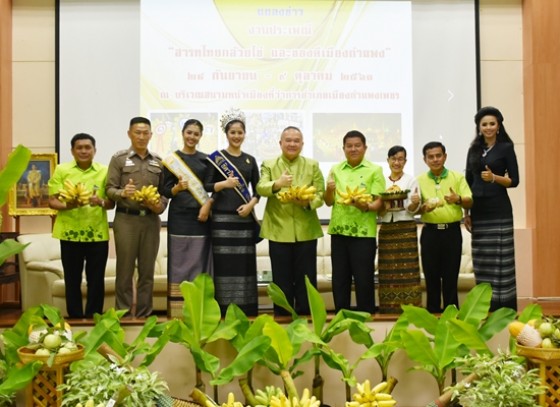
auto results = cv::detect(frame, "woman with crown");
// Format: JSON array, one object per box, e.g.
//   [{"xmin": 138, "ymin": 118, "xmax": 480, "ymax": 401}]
[{"xmin": 205, "ymin": 108, "xmax": 260, "ymax": 316}]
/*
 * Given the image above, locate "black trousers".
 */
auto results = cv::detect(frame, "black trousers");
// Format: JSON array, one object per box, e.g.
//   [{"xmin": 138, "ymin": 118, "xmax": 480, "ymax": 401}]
[
  {"xmin": 269, "ymin": 240, "xmax": 317, "ymax": 316},
  {"xmin": 60, "ymin": 240, "xmax": 108, "ymax": 318},
  {"xmin": 331, "ymin": 234, "xmax": 377, "ymax": 313},
  {"xmin": 420, "ymin": 223, "xmax": 462, "ymax": 313}
]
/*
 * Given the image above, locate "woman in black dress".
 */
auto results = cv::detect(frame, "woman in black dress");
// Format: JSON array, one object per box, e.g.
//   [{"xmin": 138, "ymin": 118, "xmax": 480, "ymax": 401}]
[
  {"xmin": 465, "ymin": 106, "xmax": 520, "ymax": 311},
  {"xmin": 162, "ymin": 119, "xmax": 213, "ymax": 318},
  {"xmin": 205, "ymin": 108, "xmax": 260, "ymax": 316}
]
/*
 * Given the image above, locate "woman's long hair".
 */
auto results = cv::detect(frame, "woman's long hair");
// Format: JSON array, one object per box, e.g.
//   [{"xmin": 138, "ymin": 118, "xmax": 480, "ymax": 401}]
[{"xmin": 467, "ymin": 106, "xmax": 513, "ymax": 171}]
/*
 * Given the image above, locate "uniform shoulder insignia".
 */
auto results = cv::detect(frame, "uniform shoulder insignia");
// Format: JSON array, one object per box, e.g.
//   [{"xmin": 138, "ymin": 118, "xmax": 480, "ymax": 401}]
[{"xmin": 112, "ymin": 149, "xmax": 129, "ymax": 158}]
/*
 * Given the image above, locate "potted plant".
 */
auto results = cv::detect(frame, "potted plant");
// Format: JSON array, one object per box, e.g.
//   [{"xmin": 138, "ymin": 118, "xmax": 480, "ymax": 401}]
[{"xmin": 444, "ymin": 350, "xmax": 544, "ymax": 407}]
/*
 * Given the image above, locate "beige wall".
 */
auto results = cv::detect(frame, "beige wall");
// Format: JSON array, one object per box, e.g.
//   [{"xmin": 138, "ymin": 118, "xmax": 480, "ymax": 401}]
[{"xmin": 8, "ymin": 1, "xmax": 534, "ymax": 298}]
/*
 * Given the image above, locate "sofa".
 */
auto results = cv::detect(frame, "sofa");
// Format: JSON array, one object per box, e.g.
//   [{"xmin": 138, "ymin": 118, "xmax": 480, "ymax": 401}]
[{"xmin": 17, "ymin": 226, "xmax": 475, "ymax": 316}]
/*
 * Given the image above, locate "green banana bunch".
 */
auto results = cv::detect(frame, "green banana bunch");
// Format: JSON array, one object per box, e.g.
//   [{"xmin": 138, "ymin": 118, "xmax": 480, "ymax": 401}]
[
  {"xmin": 131, "ymin": 184, "xmax": 160, "ymax": 205},
  {"xmin": 206, "ymin": 392, "xmax": 245, "ymax": 407},
  {"xmin": 254, "ymin": 385, "xmax": 284, "ymax": 406},
  {"xmin": 269, "ymin": 388, "xmax": 320, "ymax": 407},
  {"xmin": 345, "ymin": 380, "xmax": 397, "ymax": 407},
  {"xmin": 58, "ymin": 179, "xmax": 92, "ymax": 206}
]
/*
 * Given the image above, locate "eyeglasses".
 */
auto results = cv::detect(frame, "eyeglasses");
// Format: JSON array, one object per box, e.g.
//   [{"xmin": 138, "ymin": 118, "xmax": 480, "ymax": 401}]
[{"xmin": 389, "ymin": 157, "xmax": 406, "ymax": 163}]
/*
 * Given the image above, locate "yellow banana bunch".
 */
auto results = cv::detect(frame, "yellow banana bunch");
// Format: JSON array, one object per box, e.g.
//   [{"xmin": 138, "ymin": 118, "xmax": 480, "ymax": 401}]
[
  {"xmin": 345, "ymin": 380, "xmax": 397, "ymax": 407},
  {"xmin": 206, "ymin": 392, "xmax": 244, "ymax": 407},
  {"xmin": 337, "ymin": 186, "xmax": 373, "ymax": 205},
  {"xmin": 269, "ymin": 388, "xmax": 320, "ymax": 407},
  {"xmin": 254, "ymin": 385, "xmax": 284, "ymax": 406},
  {"xmin": 58, "ymin": 179, "xmax": 92, "ymax": 206},
  {"xmin": 277, "ymin": 185, "xmax": 317, "ymax": 203},
  {"xmin": 131, "ymin": 185, "xmax": 160, "ymax": 205}
]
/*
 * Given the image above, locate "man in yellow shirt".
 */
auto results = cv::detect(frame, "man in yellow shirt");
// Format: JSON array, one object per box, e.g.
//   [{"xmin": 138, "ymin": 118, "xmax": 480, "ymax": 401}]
[
  {"xmin": 257, "ymin": 126, "xmax": 324, "ymax": 315},
  {"xmin": 417, "ymin": 141, "xmax": 472, "ymax": 313},
  {"xmin": 48, "ymin": 133, "xmax": 114, "ymax": 318}
]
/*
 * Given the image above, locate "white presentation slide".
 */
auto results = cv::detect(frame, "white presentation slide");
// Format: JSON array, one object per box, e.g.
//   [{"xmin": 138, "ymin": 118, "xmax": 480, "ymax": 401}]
[{"xmin": 58, "ymin": 0, "xmax": 477, "ymax": 220}]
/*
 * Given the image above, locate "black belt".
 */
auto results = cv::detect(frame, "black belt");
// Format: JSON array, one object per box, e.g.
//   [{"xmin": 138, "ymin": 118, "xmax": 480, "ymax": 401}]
[
  {"xmin": 116, "ymin": 207, "xmax": 152, "ymax": 216},
  {"xmin": 424, "ymin": 221, "xmax": 460, "ymax": 230}
]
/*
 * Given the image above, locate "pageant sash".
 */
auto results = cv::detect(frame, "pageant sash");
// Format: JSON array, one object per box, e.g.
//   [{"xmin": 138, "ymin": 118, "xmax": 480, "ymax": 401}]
[
  {"xmin": 207, "ymin": 150, "xmax": 260, "ymax": 224},
  {"xmin": 162, "ymin": 152, "xmax": 209, "ymax": 205},
  {"xmin": 207, "ymin": 150, "xmax": 253, "ymax": 203}
]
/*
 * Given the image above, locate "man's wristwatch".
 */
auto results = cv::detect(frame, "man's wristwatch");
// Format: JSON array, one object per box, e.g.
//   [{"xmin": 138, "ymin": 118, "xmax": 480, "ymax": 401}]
[{"xmin": 456, "ymin": 196, "xmax": 462, "ymax": 206}]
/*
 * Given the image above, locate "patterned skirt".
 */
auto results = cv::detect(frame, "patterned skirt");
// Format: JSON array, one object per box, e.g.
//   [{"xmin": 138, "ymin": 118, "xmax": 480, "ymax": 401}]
[
  {"xmin": 471, "ymin": 217, "xmax": 516, "ymax": 310},
  {"xmin": 167, "ymin": 210, "xmax": 213, "ymax": 318},
  {"xmin": 378, "ymin": 220, "xmax": 422, "ymax": 313},
  {"xmin": 211, "ymin": 211, "xmax": 258, "ymax": 316}
]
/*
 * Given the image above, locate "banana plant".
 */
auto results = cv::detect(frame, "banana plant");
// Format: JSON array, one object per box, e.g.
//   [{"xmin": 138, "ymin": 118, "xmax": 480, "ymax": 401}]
[
  {"xmin": 0, "ymin": 145, "xmax": 31, "ymax": 263},
  {"xmin": 399, "ymin": 283, "xmax": 517, "ymax": 394},
  {"xmin": 153, "ymin": 273, "xmax": 240, "ymax": 400},
  {"xmin": 210, "ymin": 306, "xmax": 272, "ymax": 406},
  {"xmin": 358, "ymin": 313, "xmax": 409, "ymax": 382},
  {"xmin": 268, "ymin": 277, "xmax": 374, "ymax": 404}
]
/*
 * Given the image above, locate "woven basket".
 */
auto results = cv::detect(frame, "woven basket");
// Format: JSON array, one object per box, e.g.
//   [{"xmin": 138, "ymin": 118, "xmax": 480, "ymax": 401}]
[
  {"xmin": 517, "ymin": 344, "xmax": 560, "ymax": 406},
  {"xmin": 517, "ymin": 344, "xmax": 560, "ymax": 361},
  {"xmin": 17, "ymin": 344, "xmax": 84, "ymax": 365}
]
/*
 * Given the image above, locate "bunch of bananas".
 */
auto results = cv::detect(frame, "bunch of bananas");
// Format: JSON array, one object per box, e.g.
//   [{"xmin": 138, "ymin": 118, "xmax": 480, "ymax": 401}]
[
  {"xmin": 254, "ymin": 386, "xmax": 284, "ymax": 406},
  {"xmin": 207, "ymin": 392, "xmax": 245, "ymax": 407},
  {"xmin": 131, "ymin": 185, "xmax": 160, "ymax": 205},
  {"xmin": 58, "ymin": 179, "xmax": 92, "ymax": 206},
  {"xmin": 345, "ymin": 380, "xmax": 396, "ymax": 407},
  {"xmin": 337, "ymin": 186, "xmax": 373, "ymax": 205},
  {"xmin": 269, "ymin": 389, "xmax": 320, "ymax": 407},
  {"xmin": 277, "ymin": 185, "xmax": 317, "ymax": 203}
]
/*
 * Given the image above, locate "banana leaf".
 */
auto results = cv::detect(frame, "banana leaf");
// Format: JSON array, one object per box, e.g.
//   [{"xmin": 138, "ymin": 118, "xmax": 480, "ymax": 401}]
[{"xmin": 0, "ymin": 145, "xmax": 31, "ymax": 207}]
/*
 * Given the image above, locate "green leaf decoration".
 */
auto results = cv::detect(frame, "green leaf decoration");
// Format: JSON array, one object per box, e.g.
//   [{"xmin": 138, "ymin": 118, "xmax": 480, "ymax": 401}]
[
  {"xmin": 0, "ymin": 239, "xmax": 28, "ymax": 265},
  {"xmin": 457, "ymin": 283, "xmax": 492, "ymax": 325},
  {"xmin": 263, "ymin": 320, "xmax": 293, "ymax": 369},
  {"xmin": 211, "ymin": 336, "xmax": 271, "ymax": 385},
  {"xmin": 0, "ymin": 145, "xmax": 31, "ymax": 207},
  {"xmin": 447, "ymin": 319, "xmax": 492, "ymax": 355},
  {"xmin": 180, "ymin": 274, "xmax": 221, "ymax": 343},
  {"xmin": 266, "ymin": 282, "xmax": 297, "ymax": 319},
  {"xmin": 305, "ymin": 276, "xmax": 327, "ymax": 336}
]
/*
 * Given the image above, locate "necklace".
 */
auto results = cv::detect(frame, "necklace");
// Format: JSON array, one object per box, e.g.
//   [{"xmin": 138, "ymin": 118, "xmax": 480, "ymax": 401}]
[
  {"xmin": 482, "ymin": 144, "xmax": 495, "ymax": 157},
  {"xmin": 388, "ymin": 174, "xmax": 403, "ymax": 183}
]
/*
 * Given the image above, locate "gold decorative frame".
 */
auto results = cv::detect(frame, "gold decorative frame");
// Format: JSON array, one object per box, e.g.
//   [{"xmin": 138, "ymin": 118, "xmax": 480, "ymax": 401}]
[{"xmin": 8, "ymin": 153, "xmax": 57, "ymax": 216}]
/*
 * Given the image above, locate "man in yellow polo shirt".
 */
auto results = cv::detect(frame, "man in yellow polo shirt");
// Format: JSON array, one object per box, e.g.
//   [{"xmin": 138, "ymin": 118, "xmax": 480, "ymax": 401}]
[
  {"xmin": 324, "ymin": 130, "xmax": 385, "ymax": 313},
  {"xmin": 418, "ymin": 141, "xmax": 472, "ymax": 313},
  {"xmin": 48, "ymin": 133, "xmax": 114, "ymax": 318}
]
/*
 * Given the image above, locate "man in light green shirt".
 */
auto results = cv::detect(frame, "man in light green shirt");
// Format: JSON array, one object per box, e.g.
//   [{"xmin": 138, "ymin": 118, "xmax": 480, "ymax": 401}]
[
  {"xmin": 417, "ymin": 141, "xmax": 472, "ymax": 313},
  {"xmin": 48, "ymin": 133, "xmax": 114, "ymax": 318},
  {"xmin": 325, "ymin": 130, "xmax": 385, "ymax": 313},
  {"xmin": 257, "ymin": 126, "xmax": 324, "ymax": 315}
]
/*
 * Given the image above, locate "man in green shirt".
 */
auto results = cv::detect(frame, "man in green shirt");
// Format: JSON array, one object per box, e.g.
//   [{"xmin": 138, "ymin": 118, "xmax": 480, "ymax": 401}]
[
  {"xmin": 257, "ymin": 126, "xmax": 324, "ymax": 315},
  {"xmin": 48, "ymin": 133, "xmax": 114, "ymax": 318},
  {"xmin": 325, "ymin": 130, "xmax": 385, "ymax": 313},
  {"xmin": 418, "ymin": 141, "xmax": 472, "ymax": 313}
]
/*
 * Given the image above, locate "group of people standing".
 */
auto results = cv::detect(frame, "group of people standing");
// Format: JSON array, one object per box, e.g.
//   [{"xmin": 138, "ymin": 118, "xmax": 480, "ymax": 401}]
[{"xmin": 47, "ymin": 105, "xmax": 519, "ymax": 319}]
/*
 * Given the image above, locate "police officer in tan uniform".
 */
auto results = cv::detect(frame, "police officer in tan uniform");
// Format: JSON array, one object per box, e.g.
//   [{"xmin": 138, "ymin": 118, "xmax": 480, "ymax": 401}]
[{"xmin": 105, "ymin": 117, "xmax": 167, "ymax": 317}]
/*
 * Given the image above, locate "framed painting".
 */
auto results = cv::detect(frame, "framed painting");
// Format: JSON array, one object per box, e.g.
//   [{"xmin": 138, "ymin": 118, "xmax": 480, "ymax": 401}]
[{"xmin": 8, "ymin": 153, "xmax": 58, "ymax": 216}]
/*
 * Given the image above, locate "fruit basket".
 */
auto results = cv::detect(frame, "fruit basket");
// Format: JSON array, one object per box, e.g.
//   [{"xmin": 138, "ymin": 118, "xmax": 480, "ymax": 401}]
[
  {"xmin": 380, "ymin": 189, "xmax": 410, "ymax": 211},
  {"xmin": 517, "ymin": 344, "xmax": 560, "ymax": 361},
  {"xmin": 17, "ymin": 344, "xmax": 84, "ymax": 366}
]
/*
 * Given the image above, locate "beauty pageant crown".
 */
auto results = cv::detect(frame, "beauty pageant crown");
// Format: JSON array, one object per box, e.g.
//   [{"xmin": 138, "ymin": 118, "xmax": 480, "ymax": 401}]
[{"xmin": 220, "ymin": 107, "xmax": 246, "ymax": 133}]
